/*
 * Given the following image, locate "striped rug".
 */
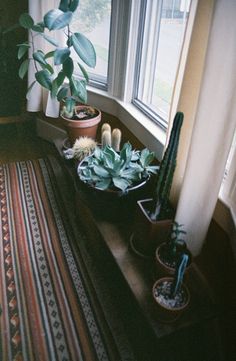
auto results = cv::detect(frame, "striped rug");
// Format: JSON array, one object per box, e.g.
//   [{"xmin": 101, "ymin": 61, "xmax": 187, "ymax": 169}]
[{"xmin": 0, "ymin": 157, "xmax": 134, "ymax": 361}]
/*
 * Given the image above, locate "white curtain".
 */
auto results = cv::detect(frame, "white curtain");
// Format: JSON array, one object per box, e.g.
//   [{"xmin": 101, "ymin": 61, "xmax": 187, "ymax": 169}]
[
  {"xmin": 170, "ymin": 0, "xmax": 236, "ymax": 256},
  {"xmin": 27, "ymin": 0, "xmax": 61, "ymax": 117}
]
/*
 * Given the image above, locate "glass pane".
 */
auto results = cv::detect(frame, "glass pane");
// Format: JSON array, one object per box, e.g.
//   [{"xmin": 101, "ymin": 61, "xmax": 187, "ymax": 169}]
[
  {"xmin": 136, "ymin": 0, "xmax": 191, "ymax": 122},
  {"xmin": 70, "ymin": 0, "xmax": 112, "ymax": 83}
]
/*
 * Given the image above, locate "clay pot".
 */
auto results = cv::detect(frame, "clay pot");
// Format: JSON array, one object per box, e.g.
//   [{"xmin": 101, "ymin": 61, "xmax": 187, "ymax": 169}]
[
  {"xmin": 152, "ymin": 277, "xmax": 190, "ymax": 323},
  {"xmin": 130, "ymin": 198, "xmax": 173, "ymax": 259},
  {"xmin": 61, "ymin": 105, "xmax": 101, "ymax": 145},
  {"xmin": 155, "ymin": 243, "xmax": 192, "ymax": 277}
]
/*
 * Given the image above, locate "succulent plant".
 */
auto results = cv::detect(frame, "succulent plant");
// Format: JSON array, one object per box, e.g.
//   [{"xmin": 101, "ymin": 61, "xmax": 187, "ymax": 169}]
[
  {"xmin": 150, "ymin": 112, "xmax": 184, "ymax": 221},
  {"xmin": 78, "ymin": 142, "xmax": 158, "ymax": 192},
  {"xmin": 112, "ymin": 128, "xmax": 122, "ymax": 152}
]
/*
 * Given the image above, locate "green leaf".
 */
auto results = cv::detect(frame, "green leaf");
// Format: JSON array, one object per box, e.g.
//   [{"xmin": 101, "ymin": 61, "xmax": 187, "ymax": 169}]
[
  {"xmin": 17, "ymin": 44, "xmax": 30, "ymax": 60},
  {"xmin": 44, "ymin": 51, "xmax": 55, "ymax": 59},
  {"xmin": 93, "ymin": 165, "xmax": 110, "ymax": 178},
  {"xmin": 72, "ymin": 33, "xmax": 96, "ymax": 68},
  {"xmin": 26, "ymin": 81, "xmax": 36, "ymax": 99},
  {"xmin": 40, "ymin": 63, "xmax": 54, "ymax": 75},
  {"xmin": 59, "ymin": 0, "xmax": 69, "ymax": 12},
  {"xmin": 95, "ymin": 179, "xmax": 111, "ymax": 190},
  {"xmin": 65, "ymin": 97, "xmax": 76, "ymax": 112},
  {"xmin": 56, "ymin": 72, "xmax": 65, "ymax": 87},
  {"xmin": 32, "ymin": 22, "xmax": 45, "ymax": 33},
  {"xmin": 57, "ymin": 86, "xmax": 68, "ymax": 101},
  {"xmin": 140, "ymin": 148, "xmax": 155, "ymax": 167},
  {"xmin": 19, "ymin": 13, "xmax": 34, "ymax": 29},
  {"xmin": 78, "ymin": 62, "xmax": 89, "ymax": 83},
  {"xmin": 19, "ymin": 59, "xmax": 29, "ymax": 79},
  {"xmin": 33, "ymin": 51, "xmax": 47, "ymax": 66},
  {"xmin": 113, "ymin": 177, "xmax": 131, "ymax": 191},
  {"xmin": 43, "ymin": 34, "xmax": 59, "ymax": 47},
  {"xmin": 44, "ymin": 9, "xmax": 73, "ymax": 31},
  {"xmin": 76, "ymin": 80, "xmax": 87, "ymax": 103},
  {"xmin": 54, "ymin": 47, "xmax": 70, "ymax": 65},
  {"xmin": 51, "ymin": 79, "xmax": 59, "ymax": 98},
  {"xmin": 69, "ymin": 0, "xmax": 79, "ymax": 12},
  {"xmin": 35, "ymin": 70, "xmax": 52, "ymax": 90},
  {"xmin": 62, "ymin": 57, "xmax": 74, "ymax": 78}
]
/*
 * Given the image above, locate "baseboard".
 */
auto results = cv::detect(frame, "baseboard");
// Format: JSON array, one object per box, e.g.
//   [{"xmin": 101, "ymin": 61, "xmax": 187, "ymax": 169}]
[{"xmin": 36, "ymin": 117, "xmax": 67, "ymax": 144}]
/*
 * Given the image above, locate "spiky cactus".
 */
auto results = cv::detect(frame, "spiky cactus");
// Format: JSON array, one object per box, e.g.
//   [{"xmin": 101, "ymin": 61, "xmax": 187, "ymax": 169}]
[
  {"xmin": 150, "ymin": 112, "xmax": 184, "ymax": 221},
  {"xmin": 112, "ymin": 128, "xmax": 122, "ymax": 151}
]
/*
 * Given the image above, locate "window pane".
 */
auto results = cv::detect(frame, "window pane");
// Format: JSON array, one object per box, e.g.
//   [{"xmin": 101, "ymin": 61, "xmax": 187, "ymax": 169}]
[
  {"xmin": 134, "ymin": 0, "xmax": 191, "ymax": 125},
  {"xmin": 70, "ymin": 0, "xmax": 112, "ymax": 86}
]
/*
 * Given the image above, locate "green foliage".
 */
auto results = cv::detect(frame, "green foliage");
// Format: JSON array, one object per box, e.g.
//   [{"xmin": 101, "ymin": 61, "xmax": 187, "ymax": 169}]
[
  {"xmin": 17, "ymin": 1, "xmax": 96, "ymax": 115},
  {"xmin": 78, "ymin": 143, "xmax": 158, "ymax": 192},
  {"xmin": 150, "ymin": 112, "xmax": 184, "ymax": 221}
]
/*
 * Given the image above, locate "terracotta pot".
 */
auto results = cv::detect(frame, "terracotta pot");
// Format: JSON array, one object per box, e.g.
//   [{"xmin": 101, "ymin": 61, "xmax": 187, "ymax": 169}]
[
  {"xmin": 61, "ymin": 105, "xmax": 101, "ymax": 145},
  {"xmin": 130, "ymin": 198, "xmax": 173, "ymax": 259},
  {"xmin": 152, "ymin": 277, "xmax": 190, "ymax": 323},
  {"xmin": 155, "ymin": 243, "xmax": 192, "ymax": 277}
]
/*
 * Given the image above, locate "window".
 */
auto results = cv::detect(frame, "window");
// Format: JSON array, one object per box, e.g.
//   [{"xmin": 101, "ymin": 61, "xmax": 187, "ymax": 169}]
[
  {"xmin": 133, "ymin": 0, "xmax": 191, "ymax": 128},
  {"xmin": 70, "ymin": 0, "xmax": 112, "ymax": 89}
]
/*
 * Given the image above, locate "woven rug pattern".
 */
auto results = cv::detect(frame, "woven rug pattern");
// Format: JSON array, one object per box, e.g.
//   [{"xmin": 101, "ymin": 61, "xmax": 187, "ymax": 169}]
[{"xmin": 0, "ymin": 158, "xmax": 131, "ymax": 361}]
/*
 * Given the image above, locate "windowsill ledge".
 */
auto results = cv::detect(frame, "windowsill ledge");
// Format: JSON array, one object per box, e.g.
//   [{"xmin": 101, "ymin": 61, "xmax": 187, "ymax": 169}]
[{"xmin": 87, "ymin": 86, "xmax": 166, "ymax": 160}]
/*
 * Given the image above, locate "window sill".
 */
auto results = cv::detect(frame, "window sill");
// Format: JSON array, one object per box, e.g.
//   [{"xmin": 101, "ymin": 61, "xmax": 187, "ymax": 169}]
[{"xmin": 87, "ymin": 86, "xmax": 166, "ymax": 161}]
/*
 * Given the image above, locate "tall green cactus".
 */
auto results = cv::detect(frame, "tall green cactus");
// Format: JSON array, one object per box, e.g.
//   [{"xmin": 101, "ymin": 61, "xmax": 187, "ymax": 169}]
[{"xmin": 150, "ymin": 112, "xmax": 184, "ymax": 220}]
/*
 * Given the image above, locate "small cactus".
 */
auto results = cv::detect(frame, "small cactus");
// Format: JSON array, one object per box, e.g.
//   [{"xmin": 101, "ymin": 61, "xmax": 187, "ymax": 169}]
[
  {"xmin": 101, "ymin": 123, "xmax": 111, "ymax": 134},
  {"xmin": 170, "ymin": 253, "xmax": 189, "ymax": 297},
  {"xmin": 112, "ymin": 128, "xmax": 122, "ymax": 152},
  {"xmin": 72, "ymin": 137, "xmax": 97, "ymax": 160},
  {"xmin": 102, "ymin": 129, "xmax": 112, "ymax": 147}
]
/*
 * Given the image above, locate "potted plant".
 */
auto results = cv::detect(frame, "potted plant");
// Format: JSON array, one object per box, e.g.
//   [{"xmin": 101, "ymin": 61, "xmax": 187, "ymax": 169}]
[
  {"xmin": 76, "ymin": 142, "xmax": 158, "ymax": 220},
  {"xmin": 130, "ymin": 112, "xmax": 184, "ymax": 258},
  {"xmin": 155, "ymin": 222, "xmax": 192, "ymax": 277},
  {"xmin": 152, "ymin": 253, "xmax": 190, "ymax": 323},
  {"xmin": 17, "ymin": 0, "xmax": 101, "ymax": 144}
]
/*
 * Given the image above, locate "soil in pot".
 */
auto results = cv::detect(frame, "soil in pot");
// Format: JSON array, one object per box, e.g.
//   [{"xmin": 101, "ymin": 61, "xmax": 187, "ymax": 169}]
[{"xmin": 152, "ymin": 277, "xmax": 190, "ymax": 322}]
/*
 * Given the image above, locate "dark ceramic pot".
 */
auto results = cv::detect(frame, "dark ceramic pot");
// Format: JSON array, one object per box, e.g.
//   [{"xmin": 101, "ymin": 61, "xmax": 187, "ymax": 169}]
[{"xmin": 130, "ymin": 198, "xmax": 173, "ymax": 259}]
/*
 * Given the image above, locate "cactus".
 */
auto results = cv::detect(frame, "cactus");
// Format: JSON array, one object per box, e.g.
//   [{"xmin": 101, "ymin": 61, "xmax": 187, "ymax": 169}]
[
  {"xmin": 112, "ymin": 128, "xmax": 122, "ymax": 151},
  {"xmin": 150, "ymin": 112, "xmax": 184, "ymax": 221},
  {"xmin": 72, "ymin": 137, "xmax": 97, "ymax": 160},
  {"xmin": 102, "ymin": 129, "xmax": 112, "ymax": 147},
  {"xmin": 101, "ymin": 123, "xmax": 111, "ymax": 134},
  {"xmin": 170, "ymin": 253, "xmax": 189, "ymax": 298}
]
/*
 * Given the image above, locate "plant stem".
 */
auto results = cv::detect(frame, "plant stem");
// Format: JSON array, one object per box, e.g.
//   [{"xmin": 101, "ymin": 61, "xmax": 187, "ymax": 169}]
[{"xmin": 30, "ymin": 30, "xmax": 39, "ymax": 73}]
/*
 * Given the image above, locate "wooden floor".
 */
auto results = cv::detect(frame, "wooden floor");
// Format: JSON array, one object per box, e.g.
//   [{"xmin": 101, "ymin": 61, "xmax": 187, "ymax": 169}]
[
  {"xmin": 0, "ymin": 120, "xmax": 58, "ymax": 163},
  {"xmin": 1, "ymin": 120, "xmax": 236, "ymax": 360}
]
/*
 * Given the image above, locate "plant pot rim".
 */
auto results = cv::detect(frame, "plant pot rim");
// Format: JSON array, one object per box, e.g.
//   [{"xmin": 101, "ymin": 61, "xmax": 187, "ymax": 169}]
[
  {"xmin": 152, "ymin": 277, "xmax": 190, "ymax": 312},
  {"xmin": 137, "ymin": 198, "xmax": 173, "ymax": 225},
  {"xmin": 61, "ymin": 105, "xmax": 101, "ymax": 125},
  {"xmin": 155, "ymin": 243, "xmax": 192, "ymax": 273},
  {"xmin": 77, "ymin": 155, "xmax": 149, "ymax": 196}
]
